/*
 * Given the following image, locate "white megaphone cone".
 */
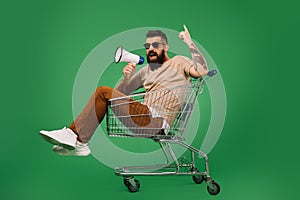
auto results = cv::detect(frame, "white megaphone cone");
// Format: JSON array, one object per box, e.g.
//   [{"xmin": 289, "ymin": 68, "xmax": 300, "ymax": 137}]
[{"xmin": 114, "ymin": 46, "xmax": 144, "ymax": 65}]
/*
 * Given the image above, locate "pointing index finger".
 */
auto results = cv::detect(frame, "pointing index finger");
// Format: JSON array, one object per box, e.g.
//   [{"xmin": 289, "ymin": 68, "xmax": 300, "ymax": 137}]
[{"xmin": 183, "ymin": 24, "xmax": 188, "ymax": 32}]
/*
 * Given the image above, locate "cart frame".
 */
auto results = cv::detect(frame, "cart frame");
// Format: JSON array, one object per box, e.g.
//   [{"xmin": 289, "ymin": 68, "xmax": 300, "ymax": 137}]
[{"xmin": 106, "ymin": 70, "xmax": 220, "ymax": 195}]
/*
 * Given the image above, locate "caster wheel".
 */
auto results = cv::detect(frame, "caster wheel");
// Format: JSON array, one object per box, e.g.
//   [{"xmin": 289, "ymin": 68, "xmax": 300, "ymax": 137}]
[
  {"xmin": 124, "ymin": 178, "xmax": 140, "ymax": 193},
  {"xmin": 207, "ymin": 181, "xmax": 220, "ymax": 195},
  {"xmin": 192, "ymin": 174, "xmax": 205, "ymax": 184},
  {"xmin": 191, "ymin": 168, "xmax": 204, "ymax": 184}
]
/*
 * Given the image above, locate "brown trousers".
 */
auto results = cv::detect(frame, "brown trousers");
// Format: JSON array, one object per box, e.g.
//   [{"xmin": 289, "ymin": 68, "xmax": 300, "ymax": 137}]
[{"xmin": 69, "ymin": 86, "xmax": 163, "ymax": 143}]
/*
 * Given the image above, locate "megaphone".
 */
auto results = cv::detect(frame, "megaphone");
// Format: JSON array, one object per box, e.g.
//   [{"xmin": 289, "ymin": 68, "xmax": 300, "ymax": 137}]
[{"xmin": 114, "ymin": 46, "xmax": 144, "ymax": 65}]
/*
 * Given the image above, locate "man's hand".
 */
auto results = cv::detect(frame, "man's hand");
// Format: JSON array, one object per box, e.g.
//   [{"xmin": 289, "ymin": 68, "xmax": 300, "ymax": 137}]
[
  {"xmin": 178, "ymin": 25, "xmax": 193, "ymax": 46},
  {"xmin": 123, "ymin": 63, "xmax": 136, "ymax": 79}
]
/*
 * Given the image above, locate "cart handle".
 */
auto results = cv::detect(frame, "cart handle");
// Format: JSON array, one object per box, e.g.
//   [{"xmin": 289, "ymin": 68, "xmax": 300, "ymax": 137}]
[{"xmin": 207, "ymin": 70, "xmax": 217, "ymax": 77}]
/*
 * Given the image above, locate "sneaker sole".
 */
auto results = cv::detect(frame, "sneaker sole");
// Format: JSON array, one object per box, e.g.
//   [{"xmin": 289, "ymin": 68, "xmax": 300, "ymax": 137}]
[
  {"xmin": 40, "ymin": 134, "xmax": 75, "ymax": 150},
  {"xmin": 52, "ymin": 145, "xmax": 91, "ymax": 156}
]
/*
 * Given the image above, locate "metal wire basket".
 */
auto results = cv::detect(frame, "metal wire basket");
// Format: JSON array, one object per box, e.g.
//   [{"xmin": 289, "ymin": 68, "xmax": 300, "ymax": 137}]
[{"xmin": 107, "ymin": 77, "xmax": 204, "ymax": 139}]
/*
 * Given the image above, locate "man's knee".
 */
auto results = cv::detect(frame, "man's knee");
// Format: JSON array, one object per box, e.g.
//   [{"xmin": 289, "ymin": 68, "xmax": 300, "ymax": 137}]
[
  {"xmin": 96, "ymin": 86, "xmax": 113, "ymax": 93},
  {"xmin": 95, "ymin": 86, "xmax": 114, "ymax": 99}
]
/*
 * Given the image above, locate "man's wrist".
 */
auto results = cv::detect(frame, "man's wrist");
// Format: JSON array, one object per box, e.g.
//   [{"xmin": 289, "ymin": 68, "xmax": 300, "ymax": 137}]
[
  {"xmin": 185, "ymin": 39, "xmax": 194, "ymax": 47},
  {"xmin": 123, "ymin": 75, "xmax": 132, "ymax": 81}
]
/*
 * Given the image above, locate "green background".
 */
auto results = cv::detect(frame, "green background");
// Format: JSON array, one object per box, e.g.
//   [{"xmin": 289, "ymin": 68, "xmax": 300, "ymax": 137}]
[{"xmin": 1, "ymin": 0, "xmax": 299, "ymax": 199}]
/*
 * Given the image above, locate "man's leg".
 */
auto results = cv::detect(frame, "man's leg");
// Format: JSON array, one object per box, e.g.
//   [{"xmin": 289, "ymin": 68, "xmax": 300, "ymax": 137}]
[
  {"xmin": 40, "ymin": 86, "xmax": 164, "ymax": 155},
  {"xmin": 69, "ymin": 86, "xmax": 116, "ymax": 143}
]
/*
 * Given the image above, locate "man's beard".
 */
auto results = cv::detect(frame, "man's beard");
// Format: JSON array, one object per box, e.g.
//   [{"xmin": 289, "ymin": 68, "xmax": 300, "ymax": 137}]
[{"xmin": 147, "ymin": 50, "xmax": 165, "ymax": 68}]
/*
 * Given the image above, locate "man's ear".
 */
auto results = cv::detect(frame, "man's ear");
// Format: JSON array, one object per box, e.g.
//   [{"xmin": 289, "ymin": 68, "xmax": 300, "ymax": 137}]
[{"xmin": 164, "ymin": 44, "xmax": 169, "ymax": 51}]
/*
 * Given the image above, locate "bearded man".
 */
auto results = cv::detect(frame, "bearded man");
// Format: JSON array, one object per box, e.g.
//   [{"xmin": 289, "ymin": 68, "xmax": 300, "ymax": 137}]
[{"xmin": 40, "ymin": 25, "xmax": 208, "ymax": 156}]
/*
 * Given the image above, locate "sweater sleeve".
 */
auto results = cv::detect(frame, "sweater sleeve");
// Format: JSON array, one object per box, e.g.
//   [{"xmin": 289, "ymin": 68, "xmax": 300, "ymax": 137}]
[
  {"xmin": 116, "ymin": 67, "xmax": 145, "ymax": 95},
  {"xmin": 178, "ymin": 56, "xmax": 194, "ymax": 77}
]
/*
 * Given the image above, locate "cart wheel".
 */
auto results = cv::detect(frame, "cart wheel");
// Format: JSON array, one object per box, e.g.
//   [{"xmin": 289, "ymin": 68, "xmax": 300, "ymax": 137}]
[
  {"xmin": 125, "ymin": 179, "xmax": 140, "ymax": 193},
  {"xmin": 207, "ymin": 181, "xmax": 220, "ymax": 195},
  {"xmin": 192, "ymin": 174, "xmax": 205, "ymax": 184}
]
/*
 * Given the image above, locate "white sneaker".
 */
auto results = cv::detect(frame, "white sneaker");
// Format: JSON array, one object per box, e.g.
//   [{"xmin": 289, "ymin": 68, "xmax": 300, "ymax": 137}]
[
  {"xmin": 39, "ymin": 127, "xmax": 77, "ymax": 150},
  {"xmin": 52, "ymin": 141, "xmax": 91, "ymax": 156}
]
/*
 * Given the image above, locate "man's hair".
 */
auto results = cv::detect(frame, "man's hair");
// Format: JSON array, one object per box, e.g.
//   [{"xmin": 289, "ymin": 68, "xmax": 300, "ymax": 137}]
[{"xmin": 146, "ymin": 30, "xmax": 168, "ymax": 44}]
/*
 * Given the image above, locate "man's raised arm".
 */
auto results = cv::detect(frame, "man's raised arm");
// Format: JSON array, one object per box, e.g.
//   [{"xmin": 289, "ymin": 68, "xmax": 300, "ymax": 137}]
[{"xmin": 179, "ymin": 25, "xmax": 208, "ymax": 77}]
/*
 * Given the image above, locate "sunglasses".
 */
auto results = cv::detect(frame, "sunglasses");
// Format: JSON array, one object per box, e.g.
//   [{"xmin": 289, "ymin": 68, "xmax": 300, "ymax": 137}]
[{"xmin": 143, "ymin": 42, "xmax": 165, "ymax": 49}]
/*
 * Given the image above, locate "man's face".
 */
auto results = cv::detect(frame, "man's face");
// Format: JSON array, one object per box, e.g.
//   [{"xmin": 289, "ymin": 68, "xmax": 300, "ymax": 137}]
[{"xmin": 144, "ymin": 36, "xmax": 167, "ymax": 64}]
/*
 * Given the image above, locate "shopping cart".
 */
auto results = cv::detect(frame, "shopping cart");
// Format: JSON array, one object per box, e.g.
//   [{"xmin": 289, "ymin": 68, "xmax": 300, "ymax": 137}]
[{"xmin": 106, "ymin": 70, "xmax": 220, "ymax": 195}]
